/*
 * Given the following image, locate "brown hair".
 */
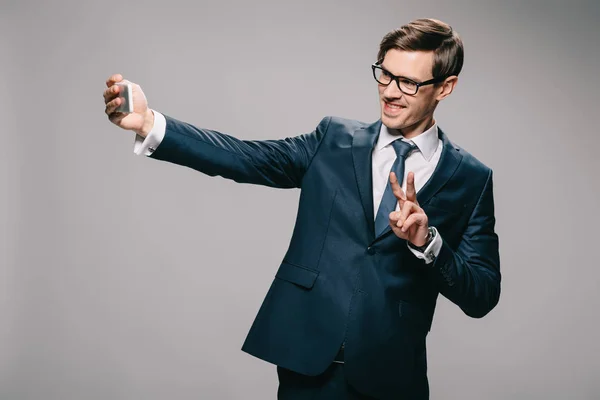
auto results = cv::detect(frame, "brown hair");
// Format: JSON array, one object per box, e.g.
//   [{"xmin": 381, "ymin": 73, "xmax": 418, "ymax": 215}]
[{"xmin": 377, "ymin": 18, "xmax": 464, "ymax": 79}]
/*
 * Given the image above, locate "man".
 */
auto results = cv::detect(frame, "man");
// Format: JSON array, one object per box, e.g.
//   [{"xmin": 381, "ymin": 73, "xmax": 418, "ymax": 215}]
[{"xmin": 103, "ymin": 18, "xmax": 500, "ymax": 400}]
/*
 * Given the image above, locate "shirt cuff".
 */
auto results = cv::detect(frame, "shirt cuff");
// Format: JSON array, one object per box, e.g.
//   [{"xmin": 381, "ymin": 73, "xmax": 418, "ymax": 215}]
[
  {"xmin": 407, "ymin": 227, "xmax": 443, "ymax": 264},
  {"xmin": 133, "ymin": 110, "xmax": 166, "ymax": 156}
]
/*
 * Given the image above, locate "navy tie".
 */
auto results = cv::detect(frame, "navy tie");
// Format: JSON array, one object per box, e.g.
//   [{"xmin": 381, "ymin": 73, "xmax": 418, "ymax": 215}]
[{"xmin": 374, "ymin": 140, "xmax": 417, "ymax": 236}]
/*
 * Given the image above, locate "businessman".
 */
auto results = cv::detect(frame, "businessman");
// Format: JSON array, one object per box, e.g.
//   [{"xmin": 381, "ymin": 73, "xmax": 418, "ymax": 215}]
[{"xmin": 103, "ymin": 18, "xmax": 500, "ymax": 399}]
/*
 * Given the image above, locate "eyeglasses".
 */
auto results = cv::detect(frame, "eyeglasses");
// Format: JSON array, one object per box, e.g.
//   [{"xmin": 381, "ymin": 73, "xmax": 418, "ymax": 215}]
[{"xmin": 371, "ymin": 64, "xmax": 447, "ymax": 95}]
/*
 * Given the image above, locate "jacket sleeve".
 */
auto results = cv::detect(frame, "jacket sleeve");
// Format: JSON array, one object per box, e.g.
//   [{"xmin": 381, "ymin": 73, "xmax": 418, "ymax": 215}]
[
  {"xmin": 148, "ymin": 114, "xmax": 331, "ymax": 189},
  {"xmin": 432, "ymin": 169, "xmax": 501, "ymax": 318}
]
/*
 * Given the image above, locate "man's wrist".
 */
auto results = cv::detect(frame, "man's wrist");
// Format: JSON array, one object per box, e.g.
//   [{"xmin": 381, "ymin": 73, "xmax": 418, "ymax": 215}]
[
  {"xmin": 407, "ymin": 227, "xmax": 441, "ymax": 264},
  {"xmin": 409, "ymin": 227, "xmax": 435, "ymax": 251},
  {"xmin": 136, "ymin": 108, "xmax": 155, "ymax": 138}
]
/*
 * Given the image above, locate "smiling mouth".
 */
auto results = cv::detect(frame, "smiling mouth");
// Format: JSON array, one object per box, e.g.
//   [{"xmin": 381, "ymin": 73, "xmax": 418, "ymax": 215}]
[{"xmin": 383, "ymin": 101, "xmax": 405, "ymax": 114}]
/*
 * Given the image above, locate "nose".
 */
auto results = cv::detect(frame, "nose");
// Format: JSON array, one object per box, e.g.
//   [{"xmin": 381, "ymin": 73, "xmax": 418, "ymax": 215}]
[{"xmin": 383, "ymin": 79, "xmax": 402, "ymax": 98}]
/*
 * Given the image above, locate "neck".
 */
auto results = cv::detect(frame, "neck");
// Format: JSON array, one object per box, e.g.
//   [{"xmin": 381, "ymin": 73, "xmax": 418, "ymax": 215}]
[{"xmin": 400, "ymin": 116, "xmax": 435, "ymax": 139}]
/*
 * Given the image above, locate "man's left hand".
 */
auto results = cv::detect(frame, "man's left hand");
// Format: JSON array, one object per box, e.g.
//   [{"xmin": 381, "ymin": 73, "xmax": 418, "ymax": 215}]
[{"xmin": 388, "ymin": 171, "xmax": 430, "ymax": 247}]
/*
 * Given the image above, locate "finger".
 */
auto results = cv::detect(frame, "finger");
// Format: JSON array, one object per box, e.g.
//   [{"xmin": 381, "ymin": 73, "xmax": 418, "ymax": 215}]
[
  {"xmin": 406, "ymin": 172, "xmax": 417, "ymax": 203},
  {"xmin": 390, "ymin": 209, "xmax": 407, "ymax": 230},
  {"xmin": 391, "ymin": 201, "xmax": 415, "ymax": 230},
  {"xmin": 389, "ymin": 215, "xmax": 408, "ymax": 238},
  {"xmin": 103, "ymin": 85, "xmax": 120, "ymax": 102},
  {"xmin": 108, "ymin": 111, "xmax": 126, "ymax": 122},
  {"xmin": 391, "ymin": 225, "xmax": 408, "ymax": 239},
  {"xmin": 399, "ymin": 200, "xmax": 420, "ymax": 225},
  {"xmin": 401, "ymin": 213, "xmax": 426, "ymax": 233},
  {"xmin": 390, "ymin": 172, "xmax": 406, "ymax": 206},
  {"xmin": 106, "ymin": 74, "xmax": 123, "ymax": 88},
  {"xmin": 105, "ymin": 97, "xmax": 122, "ymax": 115},
  {"xmin": 388, "ymin": 209, "xmax": 401, "ymax": 224}
]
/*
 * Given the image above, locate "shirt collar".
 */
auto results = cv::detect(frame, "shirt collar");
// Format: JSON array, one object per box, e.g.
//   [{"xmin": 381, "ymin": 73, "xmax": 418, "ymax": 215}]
[{"xmin": 376, "ymin": 122, "xmax": 439, "ymax": 161}]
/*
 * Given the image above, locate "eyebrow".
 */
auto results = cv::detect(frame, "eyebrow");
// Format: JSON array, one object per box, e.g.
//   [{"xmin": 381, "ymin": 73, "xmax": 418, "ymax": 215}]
[{"xmin": 380, "ymin": 65, "xmax": 422, "ymax": 83}]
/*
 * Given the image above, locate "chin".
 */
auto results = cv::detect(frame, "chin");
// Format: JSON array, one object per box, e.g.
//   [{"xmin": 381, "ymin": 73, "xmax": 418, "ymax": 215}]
[{"xmin": 381, "ymin": 113, "xmax": 406, "ymax": 130}]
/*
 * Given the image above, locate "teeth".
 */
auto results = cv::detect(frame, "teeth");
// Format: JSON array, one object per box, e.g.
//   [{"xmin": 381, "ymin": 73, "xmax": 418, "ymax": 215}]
[{"xmin": 387, "ymin": 104, "xmax": 401, "ymax": 109}]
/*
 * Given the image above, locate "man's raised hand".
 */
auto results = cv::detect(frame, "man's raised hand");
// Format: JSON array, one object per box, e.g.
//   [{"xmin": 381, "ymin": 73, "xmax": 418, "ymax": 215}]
[
  {"xmin": 388, "ymin": 171, "xmax": 430, "ymax": 247},
  {"xmin": 103, "ymin": 74, "xmax": 154, "ymax": 137}
]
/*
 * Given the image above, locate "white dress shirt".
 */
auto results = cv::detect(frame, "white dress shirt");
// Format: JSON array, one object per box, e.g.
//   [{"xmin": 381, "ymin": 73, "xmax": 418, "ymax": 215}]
[
  {"xmin": 371, "ymin": 123, "xmax": 443, "ymax": 262},
  {"xmin": 134, "ymin": 111, "xmax": 443, "ymax": 263}
]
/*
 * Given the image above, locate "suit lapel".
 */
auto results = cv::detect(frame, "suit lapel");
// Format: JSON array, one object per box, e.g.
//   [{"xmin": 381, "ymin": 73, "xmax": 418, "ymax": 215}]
[
  {"xmin": 352, "ymin": 120, "xmax": 381, "ymax": 242},
  {"xmin": 373, "ymin": 126, "xmax": 463, "ymax": 242},
  {"xmin": 415, "ymin": 127, "xmax": 462, "ymax": 206}
]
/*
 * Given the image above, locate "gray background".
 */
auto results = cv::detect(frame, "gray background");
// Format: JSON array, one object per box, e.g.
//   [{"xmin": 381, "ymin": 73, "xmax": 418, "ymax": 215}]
[{"xmin": 2, "ymin": 0, "xmax": 599, "ymax": 399}]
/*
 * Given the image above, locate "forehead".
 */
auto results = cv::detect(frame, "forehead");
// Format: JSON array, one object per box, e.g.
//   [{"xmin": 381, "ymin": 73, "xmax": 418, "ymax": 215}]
[{"xmin": 381, "ymin": 49, "xmax": 434, "ymax": 80}]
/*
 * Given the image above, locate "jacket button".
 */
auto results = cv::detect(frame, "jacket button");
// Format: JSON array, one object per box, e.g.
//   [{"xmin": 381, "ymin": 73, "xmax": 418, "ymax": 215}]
[{"xmin": 367, "ymin": 246, "xmax": 376, "ymax": 255}]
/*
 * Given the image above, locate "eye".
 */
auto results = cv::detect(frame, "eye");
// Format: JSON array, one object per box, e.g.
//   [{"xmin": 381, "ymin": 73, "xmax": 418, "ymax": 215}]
[{"xmin": 400, "ymin": 79, "xmax": 417, "ymax": 89}]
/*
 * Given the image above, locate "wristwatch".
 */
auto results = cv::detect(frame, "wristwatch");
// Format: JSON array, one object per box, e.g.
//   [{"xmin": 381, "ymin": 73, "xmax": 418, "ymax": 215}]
[{"xmin": 408, "ymin": 227, "xmax": 436, "ymax": 252}]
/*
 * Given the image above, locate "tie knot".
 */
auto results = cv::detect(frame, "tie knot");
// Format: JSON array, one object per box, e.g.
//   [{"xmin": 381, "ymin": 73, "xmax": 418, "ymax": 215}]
[{"xmin": 391, "ymin": 139, "xmax": 417, "ymax": 159}]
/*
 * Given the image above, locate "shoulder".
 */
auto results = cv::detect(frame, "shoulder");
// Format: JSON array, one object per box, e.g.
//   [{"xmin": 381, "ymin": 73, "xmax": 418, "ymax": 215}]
[
  {"xmin": 441, "ymin": 129, "xmax": 492, "ymax": 177},
  {"xmin": 457, "ymin": 145, "xmax": 492, "ymax": 176},
  {"xmin": 441, "ymin": 131, "xmax": 494, "ymax": 196},
  {"xmin": 317, "ymin": 116, "xmax": 372, "ymax": 134}
]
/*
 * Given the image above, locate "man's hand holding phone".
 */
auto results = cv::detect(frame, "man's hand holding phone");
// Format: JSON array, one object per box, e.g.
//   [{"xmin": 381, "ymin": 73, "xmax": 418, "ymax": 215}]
[{"xmin": 103, "ymin": 74, "xmax": 154, "ymax": 138}]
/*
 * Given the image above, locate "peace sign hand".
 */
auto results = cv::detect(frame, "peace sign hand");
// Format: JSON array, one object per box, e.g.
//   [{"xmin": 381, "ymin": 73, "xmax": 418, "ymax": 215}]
[{"xmin": 388, "ymin": 171, "xmax": 430, "ymax": 247}]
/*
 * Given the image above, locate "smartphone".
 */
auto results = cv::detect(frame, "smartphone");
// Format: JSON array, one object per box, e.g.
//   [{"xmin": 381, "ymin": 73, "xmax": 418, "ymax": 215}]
[{"xmin": 115, "ymin": 82, "xmax": 133, "ymax": 113}]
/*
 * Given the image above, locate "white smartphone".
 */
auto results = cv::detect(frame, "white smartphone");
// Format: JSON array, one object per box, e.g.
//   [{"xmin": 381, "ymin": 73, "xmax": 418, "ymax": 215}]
[{"xmin": 115, "ymin": 82, "xmax": 133, "ymax": 113}]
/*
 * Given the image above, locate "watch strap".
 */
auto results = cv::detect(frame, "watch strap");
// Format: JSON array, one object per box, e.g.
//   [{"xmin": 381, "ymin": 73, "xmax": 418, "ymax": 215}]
[{"xmin": 408, "ymin": 227, "xmax": 435, "ymax": 252}]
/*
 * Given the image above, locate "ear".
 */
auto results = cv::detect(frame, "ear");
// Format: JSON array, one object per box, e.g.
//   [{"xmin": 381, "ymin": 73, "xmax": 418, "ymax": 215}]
[{"xmin": 436, "ymin": 76, "xmax": 458, "ymax": 101}]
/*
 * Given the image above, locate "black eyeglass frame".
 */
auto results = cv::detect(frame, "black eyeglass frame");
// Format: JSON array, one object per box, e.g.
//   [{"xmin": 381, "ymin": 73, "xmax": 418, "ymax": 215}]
[{"xmin": 371, "ymin": 64, "xmax": 448, "ymax": 95}]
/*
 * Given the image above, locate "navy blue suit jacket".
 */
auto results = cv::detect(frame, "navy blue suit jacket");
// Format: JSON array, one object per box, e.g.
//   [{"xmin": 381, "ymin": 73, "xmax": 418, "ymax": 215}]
[{"xmin": 149, "ymin": 115, "xmax": 501, "ymax": 399}]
